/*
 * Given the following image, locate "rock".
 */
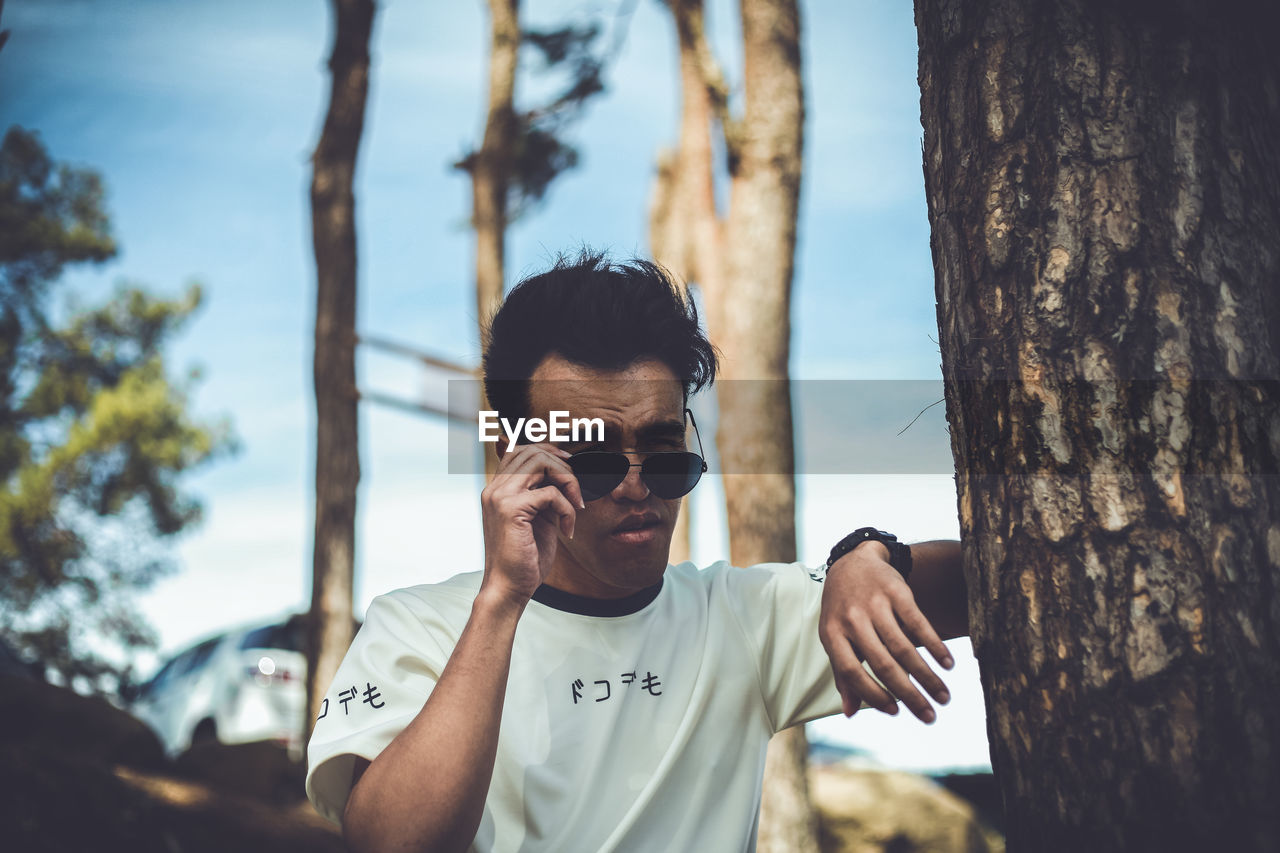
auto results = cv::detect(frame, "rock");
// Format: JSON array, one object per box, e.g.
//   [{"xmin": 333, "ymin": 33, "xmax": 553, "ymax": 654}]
[{"xmin": 811, "ymin": 761, "xmax": 1000, "ymax": 853}]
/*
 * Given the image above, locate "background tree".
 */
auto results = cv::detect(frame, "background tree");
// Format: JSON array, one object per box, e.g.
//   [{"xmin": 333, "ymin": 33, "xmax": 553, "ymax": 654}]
[
  {"xmin": 648, "ymin": 0, "xmax": 724, "ymax": 565},
  {"xmin": 916, "ymin": 0, "xmax": 1280, "ymax": 849},
  {"xmin": 306, "ymin": 0, "xmax": 612, "ymax": 731},
  {"xmin": 455, "ymin": 1, "xmax": 610, "ymax": 473},
  {"xmin": 0, "ymin": 126, "xmax": 231, "ymax": 694},
  {"xmin": 651, "ymin": 1, "xmax": 816, "ymax": 850},
  {"xmin": 460, "ymin": 0, "xmax": 520, "ymax": 359},
  {"xmin": 306, "ymin": 0, "xmax": 375, "ymax": 743},
  {"xmin": 454, "ymin": 6, "xmax": 610, "ymax": 330}
]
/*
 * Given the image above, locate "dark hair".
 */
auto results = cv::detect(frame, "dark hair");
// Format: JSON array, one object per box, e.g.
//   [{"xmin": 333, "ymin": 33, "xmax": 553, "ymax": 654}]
[{"xmin": 482, "ymin": 249, "xmax": 719, "ymax": 424}]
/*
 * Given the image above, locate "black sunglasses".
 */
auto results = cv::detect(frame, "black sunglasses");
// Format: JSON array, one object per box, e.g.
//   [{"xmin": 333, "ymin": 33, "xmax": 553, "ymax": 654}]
[{"xmin": 567, "ymin": 409, "xmax": 709, "ymax": 501}]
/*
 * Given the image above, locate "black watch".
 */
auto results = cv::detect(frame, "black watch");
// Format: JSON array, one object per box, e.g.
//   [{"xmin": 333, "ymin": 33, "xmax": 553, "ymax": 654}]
[{"xmin": 826, "ymin": 527, "xmax": 913, "ymax": 581}]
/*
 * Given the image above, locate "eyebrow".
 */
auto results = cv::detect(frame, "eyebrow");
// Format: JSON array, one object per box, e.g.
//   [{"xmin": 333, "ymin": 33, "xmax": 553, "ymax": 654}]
[{"xmin": 636, "ymin": 420, "xmax": 687, "ymax": 440}]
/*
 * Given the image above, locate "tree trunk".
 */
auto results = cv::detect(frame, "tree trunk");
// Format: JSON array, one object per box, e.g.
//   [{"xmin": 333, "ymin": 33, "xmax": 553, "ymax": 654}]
[
  {"xmin": 649, "ymin": 148, "xmax": 691, "ymax": 565},
  {"xmin": 306, "ymin": 0, "xmax": 374, "ymax": 745},
  {"xmin": 654, "ymin": 2, "xmax": 814, "ymax": 846},
  {"xmin": 649, "ymin": 0, "xmax": 724, "ymax": 289},
  {"xmin": 648, "ymin": 0, "xmax": 725, "ymax": 567},
  {"xmin": 717, "ymin": 1, "xmax": 815, "ymax": 851},
  {"xmin": 916, "ymin": 0, "xmax": 1280, "ymax": 849},
  {"xmin": 472, "ymin": 0, "xmax": 518, "ymax": 477},
  {"xmin": 716, "ymin": 0, "xmax": 802, "ymax": 567},
  {"xmin": 473, "ymin": 0, "xmax": 519, "ymax": 344}
]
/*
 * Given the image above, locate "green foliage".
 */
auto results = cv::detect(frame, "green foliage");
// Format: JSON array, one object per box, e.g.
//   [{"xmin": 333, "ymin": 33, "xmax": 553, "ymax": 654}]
[{"xmin": 0, "ymin": 126, "xmax": 233, "ymax": 694}]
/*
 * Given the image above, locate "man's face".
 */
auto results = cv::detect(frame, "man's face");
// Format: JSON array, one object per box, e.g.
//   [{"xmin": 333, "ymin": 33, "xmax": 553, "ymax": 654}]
[{"xmin": 522, "ymin": 354, "xmax": 688, "ymax": 597}]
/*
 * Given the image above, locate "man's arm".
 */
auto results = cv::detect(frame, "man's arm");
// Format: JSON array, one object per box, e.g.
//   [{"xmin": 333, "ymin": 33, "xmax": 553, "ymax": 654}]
[
  {"xmin": 906, "ymin": 539, "xmax": 967, "ymax": 641},
  {"xmin": 818, "ymin": 538, "xmax": 966, "ymax": 725},
  {"xmin": 342, "ymin": 588, "xmax": 525, "ymax": 853},
  {"xmin": 340, "ymin": 443, "xmax": 584, "ymax": 853}
]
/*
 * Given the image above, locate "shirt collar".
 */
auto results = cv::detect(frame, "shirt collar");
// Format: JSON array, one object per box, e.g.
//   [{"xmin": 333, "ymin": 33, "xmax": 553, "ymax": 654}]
[{"xmin": 530, "ymin": 578, "xmax": 664, "ymax": 617}]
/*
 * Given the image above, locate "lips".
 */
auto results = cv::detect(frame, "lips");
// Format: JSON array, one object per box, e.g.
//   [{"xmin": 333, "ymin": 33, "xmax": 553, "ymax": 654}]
[{"xmin": 612, "ymin": 513, "xmax": 662, "ymax": 533}]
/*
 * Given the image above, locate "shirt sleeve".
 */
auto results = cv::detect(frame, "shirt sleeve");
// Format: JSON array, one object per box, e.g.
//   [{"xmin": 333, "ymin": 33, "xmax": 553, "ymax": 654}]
[
  {"xmin": 721, "ymin": 560, "xmax": 890, "ymax": 733},
  {"xmin": 304, "ymin": 591, "xmax": 453, "ymax": 825}
]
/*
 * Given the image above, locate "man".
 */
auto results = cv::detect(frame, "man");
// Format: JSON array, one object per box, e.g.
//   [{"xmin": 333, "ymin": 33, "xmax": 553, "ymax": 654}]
[{"xmin": 306, "ymin": 252, "xmax": 967, "ymax": 852}]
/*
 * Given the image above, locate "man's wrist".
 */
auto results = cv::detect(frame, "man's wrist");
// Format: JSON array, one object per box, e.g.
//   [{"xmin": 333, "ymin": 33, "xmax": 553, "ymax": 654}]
[
  {"xmin": 826, "ymin": 540, "xmax": 891, "ymax": 573},
  {"xmin": 474, "ymin": 582, "xmax": 531, "ymax": 622},
  {"xmin": 827, "ymin": 527, "xmax": 912, "ymax": 581},
  {"xmin": 850, "ymin": 539, "xmax": 891, "ymax": 562}
]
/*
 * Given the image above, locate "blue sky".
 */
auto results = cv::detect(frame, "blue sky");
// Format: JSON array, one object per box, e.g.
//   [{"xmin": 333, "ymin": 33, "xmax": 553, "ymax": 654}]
[{"xmin": 3, "ymin": 0, "xmax": 988, "ymax": 771}]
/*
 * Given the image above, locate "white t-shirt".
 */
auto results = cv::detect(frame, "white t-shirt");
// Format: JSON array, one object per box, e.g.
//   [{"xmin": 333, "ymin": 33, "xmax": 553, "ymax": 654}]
[{"xmin": 306, "ymin": 559, "xmax": 879, "ymax": 852}]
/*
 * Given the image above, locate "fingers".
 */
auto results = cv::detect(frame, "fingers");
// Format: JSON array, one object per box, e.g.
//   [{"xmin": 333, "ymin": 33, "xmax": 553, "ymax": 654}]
[
  {"xmin": 523, "ymin": 484, "xmax": 578, "ymax": 539},
  {"xmin": 821, "ymin": 614, "xmax": 897, "ymax": 715},
  {"xmin": 482, "ymin": 445, "xmax": 583, "ymax": 544},
  {"xmin": 893, "ymin": 589, "xmax": 954, "ymax": 671},
  {"xmin": 487, "ymin": 443, "xmax": 587, "ymax": 512},
  {"xmin": 824, "ymin": 600, "xmax": 954, "ymax": 724},
  {"xmin": 821, "ymin": 551, "xmax": 956, "ymax": 724},
  {"xmin": 868, "ymin": 603, "xmax": 950, "ymax": 722}
]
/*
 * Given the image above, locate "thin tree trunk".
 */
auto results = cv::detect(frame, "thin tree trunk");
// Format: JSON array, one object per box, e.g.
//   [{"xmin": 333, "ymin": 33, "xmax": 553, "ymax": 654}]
[
  {"xmin": 649, "ymin": 142, "xmax": 691, "ymax": 565},
  {"xmin": 650, "ymin": 0, "xmax": 723, "ymax": 286},
  {"xmin": 716, "ymin": 1, "xmax": 815, "ymax": 850},
  {"xmin": 473, "ymin": 0, "xmax": 519, "ymax": 343},
  {"xmin": 917, "ymin": 0, "xmax": 1280, "ymax": 849},
  {"xmin": 473, "ymin": 0, "xmax": 518, "ymax": 477},
  {"xmin": 306, "ymin": 0, "xmax": 374, "ymax": 745},
  {"xmin": 673, "ymin": 0, "xmax": 727, "ymax": 301},
  {"xmin": 649, "ymin": 0, "xmax": 724, "ymax": 567}
]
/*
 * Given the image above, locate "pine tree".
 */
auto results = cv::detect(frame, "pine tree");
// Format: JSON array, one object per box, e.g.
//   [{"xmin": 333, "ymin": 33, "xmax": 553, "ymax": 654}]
[{"xmin": 0, "ymin": 126, "xmax": 232, "ymax": 694}]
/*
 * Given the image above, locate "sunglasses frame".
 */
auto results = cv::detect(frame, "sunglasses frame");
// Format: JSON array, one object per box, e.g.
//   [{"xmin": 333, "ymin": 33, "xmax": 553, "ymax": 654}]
[{"xmin": 568, "ymin": 408, "xmax": 709, "ymax": 501}]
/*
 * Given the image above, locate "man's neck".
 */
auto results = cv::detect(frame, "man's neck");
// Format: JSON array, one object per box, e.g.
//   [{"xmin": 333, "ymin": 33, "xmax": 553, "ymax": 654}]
[{"xmin": 542, "ymin": 553, "xmax": 664, "ymax": 600}]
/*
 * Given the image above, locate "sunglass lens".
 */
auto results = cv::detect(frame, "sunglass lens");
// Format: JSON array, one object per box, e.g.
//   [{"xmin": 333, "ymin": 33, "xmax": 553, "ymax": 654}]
[
  {"xmin": 568, "ymin": 452, "xmax": 630, "ymax": 501},
  {"xmin": 641, "ymin": 452, "xmax": 705, "ymax": 499}
]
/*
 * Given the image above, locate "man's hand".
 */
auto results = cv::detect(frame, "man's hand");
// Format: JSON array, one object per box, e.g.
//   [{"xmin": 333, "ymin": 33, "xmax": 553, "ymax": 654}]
[
  {"xmin": 818, "ymin": 541, "xmax": 955, "ymax": 723},
  {"xmin": 344, "ymin": 446, "xmax": 586, "ymax": 853},
  {"xmin": 480, "ymin": 443, "xmax": 585, "ymax": 605}
]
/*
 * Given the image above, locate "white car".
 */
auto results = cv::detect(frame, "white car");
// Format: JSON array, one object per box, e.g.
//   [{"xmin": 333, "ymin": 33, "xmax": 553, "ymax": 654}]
[{"xmin": 130, "ymin": 615, "xmax": 310, "ymax": 759}]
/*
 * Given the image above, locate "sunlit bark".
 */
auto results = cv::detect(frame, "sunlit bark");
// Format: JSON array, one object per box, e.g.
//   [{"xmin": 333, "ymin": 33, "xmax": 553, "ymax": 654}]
[
  {"xmin": 306, "ymin": 0, "xmax": 374, "ymax": 744},
  {"xmin": 917, "ymin": 0, "xmax": 1280, "ymax": 849}
]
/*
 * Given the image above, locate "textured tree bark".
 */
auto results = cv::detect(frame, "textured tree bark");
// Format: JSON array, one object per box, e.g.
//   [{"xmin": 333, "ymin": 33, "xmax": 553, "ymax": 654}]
[
  {"xmin": 306, "ymin": 0, "xmax": 374, "ymax": 744},
  {"xmin": 916, "ymin": 0, "xmax": 1280, "ymax": 849}
]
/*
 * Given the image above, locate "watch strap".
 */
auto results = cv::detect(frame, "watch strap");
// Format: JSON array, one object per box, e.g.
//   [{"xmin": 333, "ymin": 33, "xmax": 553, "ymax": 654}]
[{"xmin": 826, "ymin": 527, "xmax": 913, "ymax": 581}]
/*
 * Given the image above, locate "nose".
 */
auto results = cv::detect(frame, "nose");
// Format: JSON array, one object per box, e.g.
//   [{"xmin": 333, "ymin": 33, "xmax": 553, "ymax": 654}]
[{"xmin": 612, "ymin": 452, "xmax": 649, "ymax": 501}]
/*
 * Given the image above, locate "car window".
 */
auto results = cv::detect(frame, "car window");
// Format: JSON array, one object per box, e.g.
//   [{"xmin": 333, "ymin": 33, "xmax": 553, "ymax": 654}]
[
  {"xmin": 181, "ymin": 637, "xmax": 222, "ymax": 676},
  {"xmin": 142, "ymin": 655, "xmax": 182, "ymax": 695},
  {"xmin": 138, "ymin": 634, "xmax": 227, "ymax": 697},
  {"xmin": 239, "ymin": 620, "xmax": 305, "ymax": 652},
  {"xmin": 168, "ymin": 649, "xmax": 198, "ymax": 679}
]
